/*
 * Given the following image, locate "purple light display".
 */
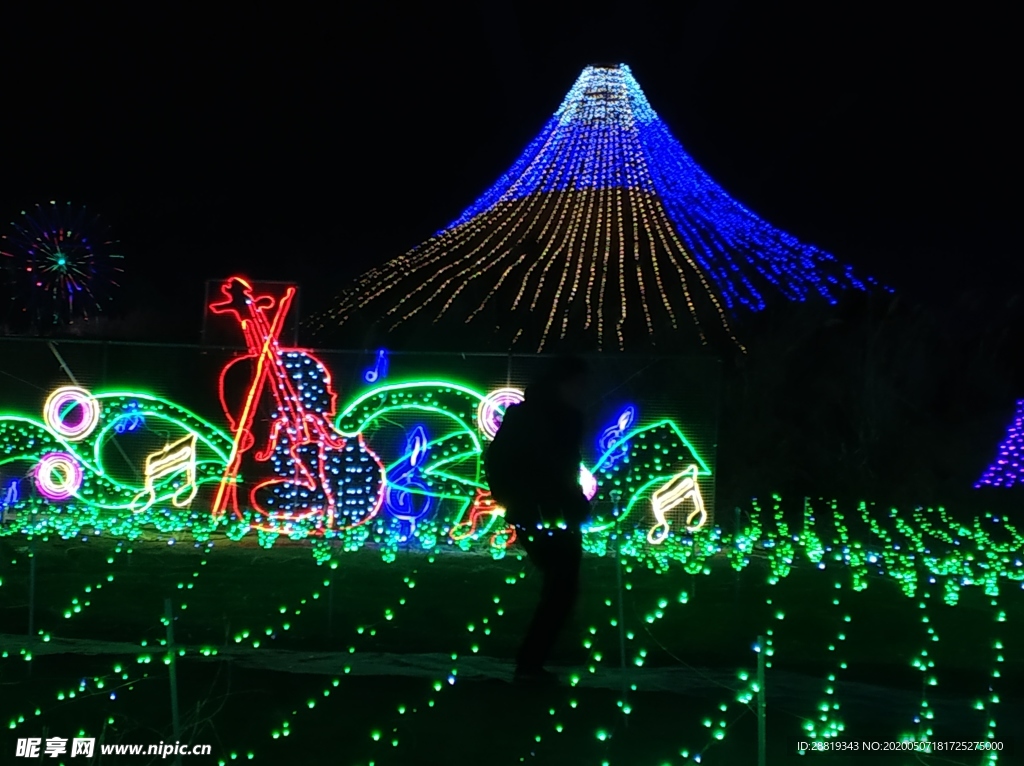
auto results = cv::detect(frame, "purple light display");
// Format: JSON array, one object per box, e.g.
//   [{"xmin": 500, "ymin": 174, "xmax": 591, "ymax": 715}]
[{"xmin": 976, "ymin": 400, "xmax": 1024, "ymax": 488}]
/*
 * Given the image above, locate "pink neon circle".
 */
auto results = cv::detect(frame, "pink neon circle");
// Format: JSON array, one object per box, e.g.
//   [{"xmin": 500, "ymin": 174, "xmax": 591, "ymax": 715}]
[
  {"xmin": 44, "ymin": 387, "xmax": 99, "ymax": 441},
  {"xmin": 35, "ymin": 452, "xmax": 83, "ymax": 501},
  {"xmin": 478, "ymin": 388, "xmax": 524, "ymax": 440},
  {"xmin": 579, "ymin": 466, "xmax": 598, "ymax": 500}
]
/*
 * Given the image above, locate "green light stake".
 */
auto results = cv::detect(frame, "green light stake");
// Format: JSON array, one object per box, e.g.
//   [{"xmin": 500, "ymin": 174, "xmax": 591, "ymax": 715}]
[
  {"xmin": 276, "ymin": 561, "xmax": 433, "ymax": 761},
  {"xmin": 910, "ymin": 590, "xmax": 938, "ymax": 743},
  {"xmin": 163, "ymin": 598, "xmax": 183, "ymax": 766},
  {"xmin": 984, "ymin": 598, "xmax": 1004, "ymax": 762},
  {"xmin": 609, "ymin": 489, "xmax": 629, "ymax": 719},
  {"xmin": 529, "ymin": 497, "xmax": 646, "ymax": 764},
  {"xmin": 56, "ymin": 541, "xmax": 127, "ymax": 624},
  {"xmin": 805, "ymin": 584, "xmax": 848, "ymax": 744},
  {"xmin": 379, "ymin": 560, "xmax": 519, "ymax": 759}
]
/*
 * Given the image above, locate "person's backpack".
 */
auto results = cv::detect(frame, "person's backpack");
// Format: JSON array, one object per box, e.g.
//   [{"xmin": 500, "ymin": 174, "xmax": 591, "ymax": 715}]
[{"xmin": 483, "ymin": 404, "xmax": 530, "ymax": 508}]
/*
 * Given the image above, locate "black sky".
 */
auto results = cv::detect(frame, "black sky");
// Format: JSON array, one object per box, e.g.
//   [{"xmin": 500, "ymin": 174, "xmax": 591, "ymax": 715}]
[{"xmin": 1, "ymin": 2, "xmax": 1016, "ymax": 337}]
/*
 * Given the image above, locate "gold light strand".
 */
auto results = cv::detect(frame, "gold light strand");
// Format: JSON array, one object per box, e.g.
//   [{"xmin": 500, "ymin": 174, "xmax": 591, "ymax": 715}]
[
  {"xmin": 387, "ymin": 192, "xmax": 544, "ymax": 325},
  {"xmin": 535, "ymin": 189, "xmax": 587, "ymax": 350},
  {"xmin": 632, "ymin": 147, "xmax": 702, "ymax": 330},
  {"xmin": 528, "ymin": 81, "xmax": 607, "ymax": 323},
  {"xmin": 628, "ymin": 183, "xmax": 676, "ymax": 331},
  {"xmin": 595, "ymin": 191, "xmax": 611, "ymax": 351},
  {"xmin": 463, "ymin": 251, "xmax": 528, "ymax": 323},
  {"xmin": 344, "ymin": 221, "xmax": 481, "ymax": 313},
  {"xmin": 640, "ymin": 189, "xmax": 705, "ymax": 342},
  {"xmin": 391, "ymin": 210, "xmax": 524, "ymax": 327},
  {"xmin": 428, "ymin": 185, "xmax": 559, "ymax": 326},
  {"xmin": 615, "ymin": 190, "xmax": 628, "ymax": 350},
  {"xmin": 427, "ymin": 247, "xmax": 524, "ymax": 327},
  {"xmin": 626, "ymin": 143, "xmax": 675, "ymax": 325},
  {"xmin": 545, "ymin": 150, "xmax": 601, "ymax": 347},
  {"xmin": 561, "ymin": 126, "xmax": 611, "ymax": 342},
  {"xmin": 582, "ymin": 183, "xmax": 604, "ymax": 332},
  {"xmin": 620, "ymin": 132, "xmax": 657, "ymax": 340},
  {"xmin": 527, "ymin": 190, "xmax": 575, "ymax": 314},
  {"xmin": 509, "ymin": 181, "xmax": 581, "ymax": 316},
  {"xmin": 508, "ymin": 124, "xmax": 586, "ymax": 318},
  {"xmin": 477, "ymin": 168, "xmax": 576, "ymax": 328},
  {"xmin": 636, "ymin": 133, "xmax": 740, "ymax": 347},
  {"xmin": 367, "ymin": 182, "xmax": 547, "ymax": 330}
]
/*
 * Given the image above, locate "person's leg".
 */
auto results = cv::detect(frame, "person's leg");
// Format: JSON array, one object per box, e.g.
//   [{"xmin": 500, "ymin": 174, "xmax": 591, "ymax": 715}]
[{"xmin": 515, "ymin": 528, "xmax": 583, "ymax": 674}]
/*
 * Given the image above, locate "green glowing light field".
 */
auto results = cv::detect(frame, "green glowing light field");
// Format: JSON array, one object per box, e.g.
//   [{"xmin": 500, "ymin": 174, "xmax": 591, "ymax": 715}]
[{"xmin": 1, "ymin": 496, "xmax": 1021, "ymax": 766}]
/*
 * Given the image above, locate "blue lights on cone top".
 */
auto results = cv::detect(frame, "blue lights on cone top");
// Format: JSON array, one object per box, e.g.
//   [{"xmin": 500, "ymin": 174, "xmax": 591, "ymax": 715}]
[
  {"xmin": 449, "ymin": 65, "xmax": 659, "ymax": 215},
  {"xmin": 320, "ymin": 64, "xmax": 881, "ymax": 351}
]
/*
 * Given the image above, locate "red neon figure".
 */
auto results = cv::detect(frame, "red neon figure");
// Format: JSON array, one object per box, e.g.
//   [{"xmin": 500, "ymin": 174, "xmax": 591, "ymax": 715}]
[
  {"xmin": 209, "ymin": 277, "xmax": 385, "ymax": 533},
  {"xmin": 450, "ymin": 488, "xmax": 517, "ymax": 548}
]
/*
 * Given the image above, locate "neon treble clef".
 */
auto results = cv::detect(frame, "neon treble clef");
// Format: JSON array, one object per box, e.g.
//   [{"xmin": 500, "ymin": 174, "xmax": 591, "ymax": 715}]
[
  {"xmin": 407, "ymin": 426, "xmax": 427, "ymax": 467},
  {"xmin": 384, "ymin": 425, "xmax": 433, "ymax": 539},
  {"xmin": 598, "ymin": 405, "xmax": 636, "ymax": 466},
  {"xmin": 364, "ymin": 349, "xmax": 389, "ymax": 383}
]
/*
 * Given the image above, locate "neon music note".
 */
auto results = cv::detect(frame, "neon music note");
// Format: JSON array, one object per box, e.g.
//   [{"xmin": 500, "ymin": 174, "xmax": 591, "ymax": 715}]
[
  {"xmin": 114, "ymin": 400, "xmax": 145, "ymax": 434},
  {"xmin": 364, "ymin": 349, "xmax": 389, "ymax": 383},
  {"xmin": 647, "ymin": 465, "xmax": 706, "ymax": 544},
  {"xmin": 130, "ymin": 434, "xmax": 199, "ymax": 514}
]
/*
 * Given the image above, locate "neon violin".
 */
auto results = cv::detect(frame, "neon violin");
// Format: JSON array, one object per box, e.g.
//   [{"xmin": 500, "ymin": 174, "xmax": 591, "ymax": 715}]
[{"xmin": 209, "ymin": 277, "xmax": 385, "ymax": 532}]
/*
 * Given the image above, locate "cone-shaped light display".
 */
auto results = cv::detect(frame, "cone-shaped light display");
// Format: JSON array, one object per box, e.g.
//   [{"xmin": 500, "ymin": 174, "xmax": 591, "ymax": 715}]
[{"xmin": 315, "ymin": 64, "xmax": 880, "ymax": 351}]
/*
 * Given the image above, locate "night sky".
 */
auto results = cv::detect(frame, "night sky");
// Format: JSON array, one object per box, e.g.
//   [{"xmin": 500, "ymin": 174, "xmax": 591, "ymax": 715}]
[{"xmin": 1, "ymin": 2, "xmax": 1015, "ymax": 339}]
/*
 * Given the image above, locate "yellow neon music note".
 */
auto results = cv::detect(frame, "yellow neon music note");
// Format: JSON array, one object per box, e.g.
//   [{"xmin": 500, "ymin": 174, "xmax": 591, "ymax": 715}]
[
  {"xmin": 130, "ymin": 434, "xmax": 198, "ymax": 514},
  {"xmin": 647, "ymin": 465, "xmax": 706, "ymax": 544}
]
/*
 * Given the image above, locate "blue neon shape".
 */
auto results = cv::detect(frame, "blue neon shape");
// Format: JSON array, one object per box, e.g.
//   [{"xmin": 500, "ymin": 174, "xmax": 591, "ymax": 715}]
[
  {"xmin": 364, "ymin": 349, "xmax": 389, "ymax": 384},
  {"xmin": 597, "ymin": 405, "xmax": 637, "ymax": 468},
  {"xmin": 384, "ymin": 424, "xmax": 434, "ymax": 533},
  {"xmin": 113, "ymin": 401, "xmax": 145, "ymax": 434}
]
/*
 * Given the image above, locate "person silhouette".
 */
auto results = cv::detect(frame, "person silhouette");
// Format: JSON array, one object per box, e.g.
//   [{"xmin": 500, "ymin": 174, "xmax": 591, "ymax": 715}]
[{"xmin": 485, "ymin": 355, "xmax": 591, "ymax": 685}]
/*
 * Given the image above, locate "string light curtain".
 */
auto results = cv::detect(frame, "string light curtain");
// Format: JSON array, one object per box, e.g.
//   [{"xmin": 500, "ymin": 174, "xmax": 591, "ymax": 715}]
[{"xmin": 315, "ymin": 64, "xmax": 880, "ymax": 352}]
